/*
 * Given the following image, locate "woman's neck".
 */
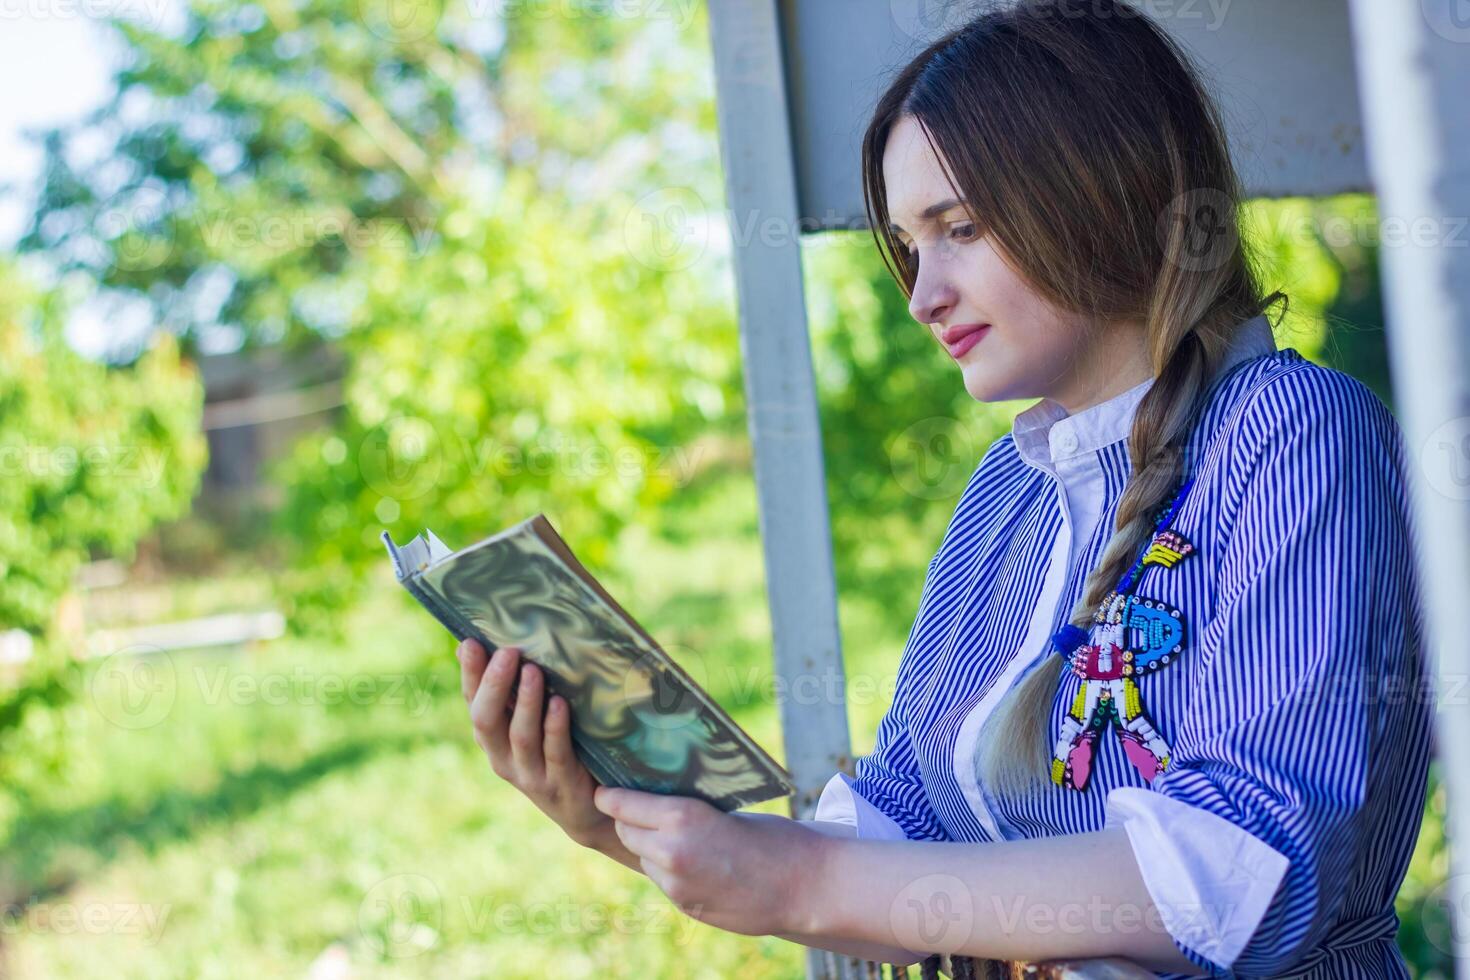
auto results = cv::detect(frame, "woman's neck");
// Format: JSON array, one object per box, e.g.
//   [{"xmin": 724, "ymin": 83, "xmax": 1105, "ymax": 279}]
[{"xmin": 1046, "ymin": 321, "xmax": 1153, "ymax": 415}]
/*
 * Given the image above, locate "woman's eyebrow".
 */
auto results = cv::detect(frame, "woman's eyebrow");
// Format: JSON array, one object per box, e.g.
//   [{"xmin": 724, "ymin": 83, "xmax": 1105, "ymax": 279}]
[{"xmin": 887, "ymin": 197, "xmax": 967, "ymax": 235}]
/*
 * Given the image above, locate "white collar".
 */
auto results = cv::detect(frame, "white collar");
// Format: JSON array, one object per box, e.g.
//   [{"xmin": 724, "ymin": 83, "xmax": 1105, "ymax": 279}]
[{"xmin": 1012, "ymin": 313, "xmax": 1277, "ymax": 470}]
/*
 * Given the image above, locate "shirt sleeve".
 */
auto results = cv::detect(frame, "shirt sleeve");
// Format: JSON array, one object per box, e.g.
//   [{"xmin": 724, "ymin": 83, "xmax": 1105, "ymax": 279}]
[
  {"xmin": 809, "ymin": 697, "xmax": 952, "ymax": 841},
  {"xmin": 1102, "ymin": 368, "xmax": 1430, "ymax": 976},
  {"xmin": 811, "ymin": 771, "xmax": 907, "ymax": 839}
]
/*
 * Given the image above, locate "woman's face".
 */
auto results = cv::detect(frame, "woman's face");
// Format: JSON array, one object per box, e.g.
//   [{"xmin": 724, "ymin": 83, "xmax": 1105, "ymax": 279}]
[{"xmin": 882, "ymin": 114, "xmax": 1141, "ymax": 413}]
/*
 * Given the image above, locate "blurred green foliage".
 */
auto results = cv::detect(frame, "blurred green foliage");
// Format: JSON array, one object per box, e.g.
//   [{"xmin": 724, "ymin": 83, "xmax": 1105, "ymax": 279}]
[
  {"xmin": 0, "ymin": 258, "xmax": 206, "ymax": 781},
  {"xmin": 0, "ymin": 260, "xmax": 206, "ymax": 636},
  {"xmin": 20, "ymin": 1, "xmax": 745, "ymax": 635},
  {"xmin": 267, "ymin": 161, "xmax": 744, "ymax": 635}
]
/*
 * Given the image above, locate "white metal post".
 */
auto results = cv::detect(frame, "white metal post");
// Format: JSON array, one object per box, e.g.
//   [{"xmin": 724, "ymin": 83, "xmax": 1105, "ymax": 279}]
[
  {"xmin": 1346, "ymin": 1, "xmax": 1470, "ymax": 973},
  {"xmin": 704, "ymin": 2, "xmax": 861, "ymax": 976}
]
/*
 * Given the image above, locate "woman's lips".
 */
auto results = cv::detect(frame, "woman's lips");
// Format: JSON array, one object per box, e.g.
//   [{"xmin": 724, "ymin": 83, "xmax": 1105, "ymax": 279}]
[{"xmin": 942, "ymin": 323, "xmax": 991, "ymax": 359}]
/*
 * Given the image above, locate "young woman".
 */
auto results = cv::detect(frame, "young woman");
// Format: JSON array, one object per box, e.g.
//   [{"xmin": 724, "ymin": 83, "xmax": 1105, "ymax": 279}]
[{"xmin": 455, "ymin": 1, "xmax": 1433, "ymax": 975}]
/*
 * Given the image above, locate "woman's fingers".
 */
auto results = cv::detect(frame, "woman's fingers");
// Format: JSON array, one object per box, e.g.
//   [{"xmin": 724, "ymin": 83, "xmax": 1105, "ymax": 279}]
[
  {"xmin": 543, "ymin": 694, "xmax": 577, "ymax": 776},
  {"xmin": 461, "ymin": 648, "xmax": 605, "ymax": 850},
  {"xmin": 612, "ymin": 820, "xmax": 667, "ymax": 866},
  {"xmin": 508, "ymin": 662, "xmax": 546, "ymax": 779},
  {"xmin": 465, "ymin": 646, "xmax": 580, "ymax": 801},
  {"xmin": 469, "ymin": 645, "xmax": 520, "ymax": 764},
  {"xmin": 459, "ymin": 638, "xmax": 488, "ymax": 704}
]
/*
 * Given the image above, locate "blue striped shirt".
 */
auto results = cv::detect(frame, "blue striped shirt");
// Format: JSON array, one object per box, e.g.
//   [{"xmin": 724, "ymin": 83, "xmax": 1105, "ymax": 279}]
[{"xmin": 811, "ymin": 314, "xmax": 1434, "ymax": 977}]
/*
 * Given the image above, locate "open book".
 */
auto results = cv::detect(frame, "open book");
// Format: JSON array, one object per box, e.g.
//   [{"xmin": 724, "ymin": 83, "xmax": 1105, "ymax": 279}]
[{"xmin": 381, "ymin": 515, "xmax": 795, "ymax": 811}]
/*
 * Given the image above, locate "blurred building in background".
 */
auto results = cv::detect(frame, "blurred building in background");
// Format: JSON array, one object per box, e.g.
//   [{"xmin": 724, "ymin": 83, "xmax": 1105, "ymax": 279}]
[{"xmin": 197, "ymin": 344, "xmax": 345, "ymax": 520}]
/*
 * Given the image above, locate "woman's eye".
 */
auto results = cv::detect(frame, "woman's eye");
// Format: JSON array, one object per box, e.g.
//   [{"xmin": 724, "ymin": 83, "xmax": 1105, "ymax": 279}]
[{"xmin": 899, "ymin": 222, "xmax": 974, "ymax": 260}]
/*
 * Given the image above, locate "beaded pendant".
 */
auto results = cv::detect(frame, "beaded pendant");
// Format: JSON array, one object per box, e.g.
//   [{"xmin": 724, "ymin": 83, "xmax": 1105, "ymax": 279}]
[{"xmin": 1049, "ymin": 478, "xmax": 1198, "ymax": 791}]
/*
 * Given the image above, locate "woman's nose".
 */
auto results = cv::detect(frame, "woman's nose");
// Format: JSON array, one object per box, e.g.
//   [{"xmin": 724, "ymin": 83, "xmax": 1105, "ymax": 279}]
[{"xmin": 908, "ymin": 259, "xmax": 957, "ymax": 326}]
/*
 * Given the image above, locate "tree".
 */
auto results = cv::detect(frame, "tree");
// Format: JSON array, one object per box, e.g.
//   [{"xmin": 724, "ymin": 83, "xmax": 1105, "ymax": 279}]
[
  {"xmin": 0, "ymin": 259, "xmax": 206, "ymax": 637},
  {"xmin": 0, "ymin": 256, "xmax": 206, "ymax": 770}
]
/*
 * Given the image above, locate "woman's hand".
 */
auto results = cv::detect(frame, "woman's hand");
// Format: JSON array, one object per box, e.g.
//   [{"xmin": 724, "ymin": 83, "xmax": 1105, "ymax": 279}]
[
  {"xmin": 593, "ymin": 785, "xmax": 830, "ymax": 937},
  {"xmin": 459, "ymin": 638, "xmax": 614, "ymax": 853}
]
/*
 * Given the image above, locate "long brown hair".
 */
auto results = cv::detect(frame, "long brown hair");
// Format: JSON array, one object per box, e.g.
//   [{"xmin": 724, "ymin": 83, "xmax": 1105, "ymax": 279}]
[{"xmin": 860, "ymin": 0, "xmax": 1285, "ymax": 797}]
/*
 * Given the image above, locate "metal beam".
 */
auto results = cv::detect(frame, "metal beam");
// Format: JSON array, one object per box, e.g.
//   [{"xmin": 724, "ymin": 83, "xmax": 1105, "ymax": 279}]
[
  {"xmin": 703, "ymin": 0, "xmax": 853, "ymax": 833},
  {"xmin": 1345, "ymin": 1, "xmax": 1470, "ymax": 973},
  {"xmin": 780, "ymin": 0, "xmax": 1370, "ymax": 228},
  {"xmin": 705, "ymin": 5, "xmax": 858, "ymax": 976}
]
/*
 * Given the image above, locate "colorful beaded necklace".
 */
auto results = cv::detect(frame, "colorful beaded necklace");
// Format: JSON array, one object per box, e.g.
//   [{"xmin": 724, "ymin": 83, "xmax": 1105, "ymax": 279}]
[{"xmin": 1047, "ymin": 472, "xmax": 1199, "ymax": 791}]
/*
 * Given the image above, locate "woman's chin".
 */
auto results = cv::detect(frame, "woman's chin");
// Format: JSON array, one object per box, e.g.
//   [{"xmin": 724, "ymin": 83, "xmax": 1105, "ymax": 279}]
[{"xmin": 958, "ymin": 363, "xmax": 1011, "ymax": 403}]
